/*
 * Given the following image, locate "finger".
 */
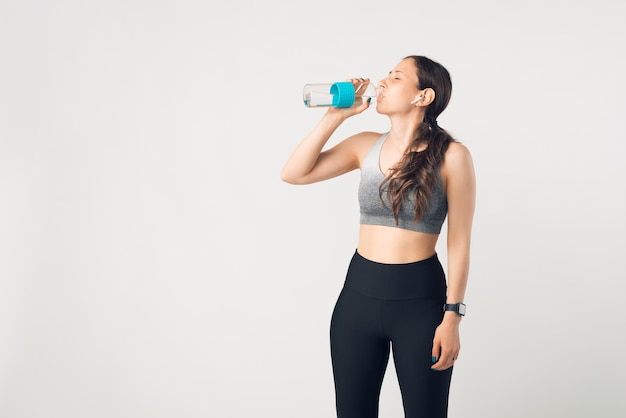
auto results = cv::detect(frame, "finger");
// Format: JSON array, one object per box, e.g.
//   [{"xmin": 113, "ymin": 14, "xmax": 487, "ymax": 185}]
[
  {"xmin": 432, "ymin": 346, "xmax": 456, "ymax": 371},
  {"xmin": 356, "ymin": 97, "xmax": 371, "ymax": 112},
  {"xmin": 431, "ymin": 355, "xmax": 454, "ymax": 371},
  {"xmin": 431, "ymin": 339, "xmax": 441, "ymax": 365},
  {"xmin": 432, "ymin": 361, "xmax": 453, "ymax": 371},
  {"xmin": 354, "ymin": 78, "xmax": 370, "ymax": 94},
  {"xmin": 346, "ymin": 77, "xmax": 365, "ymax": 90},
  {"xmin": 431, "ymin": 354, "xmax": 449, "ymax": 370}
]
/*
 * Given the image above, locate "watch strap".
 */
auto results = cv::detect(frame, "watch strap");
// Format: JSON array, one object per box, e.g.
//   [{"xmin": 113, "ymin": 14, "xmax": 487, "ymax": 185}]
[{"xmin": 444, "ymin": 302, "xmax": 466, "ymax": 316}]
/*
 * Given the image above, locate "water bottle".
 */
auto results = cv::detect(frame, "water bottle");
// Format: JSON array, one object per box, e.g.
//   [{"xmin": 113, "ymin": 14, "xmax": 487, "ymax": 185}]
[{"xmin": 303, "ymin": 81, "xmax": 380, "ymax": 108}]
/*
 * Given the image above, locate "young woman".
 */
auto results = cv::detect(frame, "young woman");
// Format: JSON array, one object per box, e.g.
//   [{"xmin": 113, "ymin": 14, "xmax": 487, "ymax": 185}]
[{"xmin": 281, "ymin": 55, "xmax": 475, "ymax": 418}]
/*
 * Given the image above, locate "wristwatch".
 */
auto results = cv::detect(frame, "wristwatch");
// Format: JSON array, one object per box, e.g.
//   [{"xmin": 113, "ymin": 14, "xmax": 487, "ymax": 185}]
[{"xmin": 444, "ymin": 302, "xmax": 466, "ymax": 316}]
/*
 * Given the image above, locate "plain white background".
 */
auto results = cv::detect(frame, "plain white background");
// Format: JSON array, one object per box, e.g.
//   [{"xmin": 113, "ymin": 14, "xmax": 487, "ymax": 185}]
[{"xmin": 1, "ymin": 0, "xmax": 625, "ymax": 417}]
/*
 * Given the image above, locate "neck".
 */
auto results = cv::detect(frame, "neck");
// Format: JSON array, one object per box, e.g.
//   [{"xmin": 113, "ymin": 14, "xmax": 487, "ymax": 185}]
[{"xmin": 387, "ymin": 113, "xmax": 424, "ymax": 152}]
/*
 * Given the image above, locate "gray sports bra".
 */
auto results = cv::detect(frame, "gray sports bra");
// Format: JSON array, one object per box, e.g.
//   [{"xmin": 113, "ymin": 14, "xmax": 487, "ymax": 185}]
[{"xmin": 358, "ymin": 133, "xmax": 448, "ymax": 234}]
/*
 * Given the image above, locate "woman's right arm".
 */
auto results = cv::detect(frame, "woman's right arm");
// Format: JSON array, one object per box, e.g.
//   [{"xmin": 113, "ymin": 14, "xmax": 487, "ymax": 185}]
[{"xmin": 281, "ymin": 99, "xmax": 372, "ymax": 185}]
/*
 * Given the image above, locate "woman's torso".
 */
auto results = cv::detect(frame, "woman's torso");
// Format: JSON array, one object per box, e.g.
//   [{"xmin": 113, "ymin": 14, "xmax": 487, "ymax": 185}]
[{"xmin": 354, "ymin": 132, "xmax": 447, "ymax": 264}]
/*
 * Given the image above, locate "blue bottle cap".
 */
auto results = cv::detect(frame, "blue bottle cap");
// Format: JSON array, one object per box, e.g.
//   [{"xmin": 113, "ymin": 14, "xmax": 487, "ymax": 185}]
[{"xmin": 330, "ymin": 82, "xmax": 355, "ymax": 108}]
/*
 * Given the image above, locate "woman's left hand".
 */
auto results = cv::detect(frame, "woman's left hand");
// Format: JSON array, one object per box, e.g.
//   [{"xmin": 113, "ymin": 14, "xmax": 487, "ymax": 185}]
[{"xmin": 431, "ymin": 313, "xmax": 461, "ymax": 371}]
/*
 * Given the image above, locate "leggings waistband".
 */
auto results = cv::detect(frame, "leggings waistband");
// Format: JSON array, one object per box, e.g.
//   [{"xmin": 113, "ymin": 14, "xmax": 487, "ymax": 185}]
[{"xmin": 344, "ymin": 250, "xmax": 447, "ymax": 300}]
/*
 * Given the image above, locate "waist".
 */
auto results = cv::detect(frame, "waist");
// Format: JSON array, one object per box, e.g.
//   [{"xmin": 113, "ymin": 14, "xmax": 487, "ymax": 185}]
[
  {"xmin": 357, "ymin": 224, "xmax": 439, "ymax": 264},
  {"xmin": 344, "ymin": 250, "xmax": 446, "ymax": 300}
]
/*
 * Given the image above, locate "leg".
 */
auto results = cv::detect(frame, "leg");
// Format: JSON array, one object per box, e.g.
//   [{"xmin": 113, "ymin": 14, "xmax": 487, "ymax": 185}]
[
  {"xmin": 386, "ymin": 298, "xmax": 452, "ymax": 418},
  {"xmin": 330, "ymin": 287, "xmax": 390, "ymax": 418}
]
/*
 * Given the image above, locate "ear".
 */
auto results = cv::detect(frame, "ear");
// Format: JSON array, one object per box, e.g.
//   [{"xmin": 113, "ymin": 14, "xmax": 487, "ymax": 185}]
[{"xmin": 414, "ymin": 88, "xmax": 435, "ymax": 107}]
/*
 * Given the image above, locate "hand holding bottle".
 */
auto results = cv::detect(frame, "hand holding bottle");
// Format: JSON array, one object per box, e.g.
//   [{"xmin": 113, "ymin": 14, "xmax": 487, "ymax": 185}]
[{"xmin": 282, "ymin": 77, "xmax": 376, "ymax": 184}]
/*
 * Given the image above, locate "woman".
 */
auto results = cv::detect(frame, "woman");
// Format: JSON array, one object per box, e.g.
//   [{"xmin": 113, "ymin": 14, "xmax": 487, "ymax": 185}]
[{"xmin": 281, "ymin": 55, "xmax": 475, "ymax": 418}]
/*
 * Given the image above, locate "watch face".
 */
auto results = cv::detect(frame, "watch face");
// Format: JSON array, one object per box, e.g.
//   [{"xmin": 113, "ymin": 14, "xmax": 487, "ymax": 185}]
[{"xmin": 458, "ymin": 303, "xmax": 466, "ymax": 315}]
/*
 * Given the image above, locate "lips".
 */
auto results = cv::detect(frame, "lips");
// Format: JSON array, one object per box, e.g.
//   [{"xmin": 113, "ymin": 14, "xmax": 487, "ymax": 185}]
[{"xmin": 377, "ymin": 86, "xmax": 385, "ymax": 100}]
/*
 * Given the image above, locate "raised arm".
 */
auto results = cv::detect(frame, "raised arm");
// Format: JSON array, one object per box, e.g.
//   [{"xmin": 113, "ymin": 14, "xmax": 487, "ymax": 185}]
[{"xmin": 281, "ymin": 80, "xmax": 375, "ymax": 185}]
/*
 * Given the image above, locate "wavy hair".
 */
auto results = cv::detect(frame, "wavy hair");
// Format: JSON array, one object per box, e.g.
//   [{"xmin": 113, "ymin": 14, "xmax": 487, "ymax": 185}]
[{"xmin": 380, "ymin": 55, "xmax": 456, "ymax": 224}]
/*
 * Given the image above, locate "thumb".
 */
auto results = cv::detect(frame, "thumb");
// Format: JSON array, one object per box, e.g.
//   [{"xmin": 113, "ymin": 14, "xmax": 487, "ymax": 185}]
[{"xmin": 354, "ymin": 96, "xmax": 372, "ymax": 113}]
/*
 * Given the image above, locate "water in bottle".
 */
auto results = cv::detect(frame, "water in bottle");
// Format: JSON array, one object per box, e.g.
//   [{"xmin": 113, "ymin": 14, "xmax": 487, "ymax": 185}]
[{"xmin": 303, "ymin": 81, "xmax": 380, "ymax": 108}]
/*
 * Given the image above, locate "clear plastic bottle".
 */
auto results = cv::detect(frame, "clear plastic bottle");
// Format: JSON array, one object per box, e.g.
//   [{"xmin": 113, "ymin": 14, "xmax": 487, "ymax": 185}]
[{"xmin": 303, "ymin": 81, "xmax": 380, "ymax": 108}]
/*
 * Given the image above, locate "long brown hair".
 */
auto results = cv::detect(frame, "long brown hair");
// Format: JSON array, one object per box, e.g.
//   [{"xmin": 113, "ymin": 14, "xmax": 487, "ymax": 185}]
[{"xmin": 380, "ymin": 55, "xmax": 456, "ymax": 224}]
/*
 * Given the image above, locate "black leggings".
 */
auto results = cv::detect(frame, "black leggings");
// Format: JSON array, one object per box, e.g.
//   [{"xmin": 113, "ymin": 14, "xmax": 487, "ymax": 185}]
[{"xmin": 330, "ymin": 251, "xmax": 453, "ymax": 418}]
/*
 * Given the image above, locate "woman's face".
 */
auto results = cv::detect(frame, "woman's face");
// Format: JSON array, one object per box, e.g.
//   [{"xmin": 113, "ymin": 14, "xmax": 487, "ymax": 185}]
[{"xmin": 376, "ymin": 58, "xmax": 421, "ymax": 114}]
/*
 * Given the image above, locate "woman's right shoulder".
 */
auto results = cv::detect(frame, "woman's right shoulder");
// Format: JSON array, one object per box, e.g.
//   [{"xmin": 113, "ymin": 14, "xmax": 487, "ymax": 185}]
[{"xmin": 342, "ymin": 131, "xmax": 385, "ymax": 166}]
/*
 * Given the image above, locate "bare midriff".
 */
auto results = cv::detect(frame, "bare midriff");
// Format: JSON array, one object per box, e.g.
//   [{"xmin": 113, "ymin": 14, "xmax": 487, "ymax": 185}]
[{"xmin": 357, "ymin": 224, "xmax": 440, "ymax": 264}]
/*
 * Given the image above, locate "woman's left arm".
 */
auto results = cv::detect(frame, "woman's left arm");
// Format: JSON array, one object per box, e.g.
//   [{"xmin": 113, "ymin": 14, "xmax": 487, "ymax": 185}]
[{"xmin": 431, "ymin": 142, "xmax": 476, "ymax": 371}]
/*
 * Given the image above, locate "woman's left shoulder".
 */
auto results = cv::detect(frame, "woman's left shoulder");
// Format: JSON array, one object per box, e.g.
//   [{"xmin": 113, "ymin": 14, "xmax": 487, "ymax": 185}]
[
  {"xmin": 441, "ymin": 142, "xmax": 475, "ymax": 181},
  {"xmin": 444, "ymin": 141, "xmax": 472, "ymax": 161}
]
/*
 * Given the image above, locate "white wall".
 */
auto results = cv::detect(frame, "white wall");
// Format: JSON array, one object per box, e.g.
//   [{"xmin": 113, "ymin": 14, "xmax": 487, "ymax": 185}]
[{"xmin": 1, "ymin": 0, "xmax": 625, "ymax": 417}]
